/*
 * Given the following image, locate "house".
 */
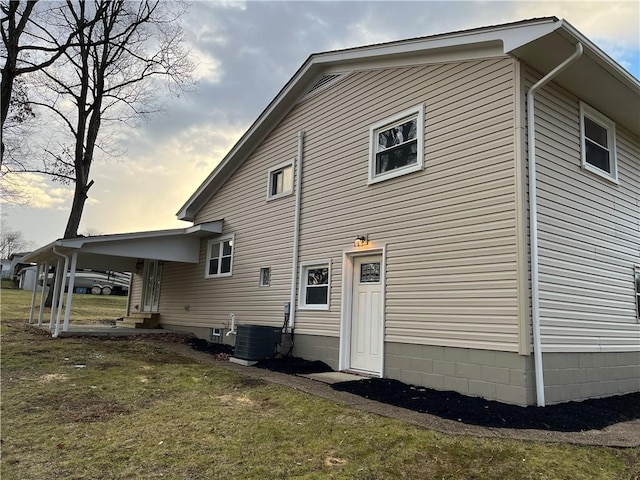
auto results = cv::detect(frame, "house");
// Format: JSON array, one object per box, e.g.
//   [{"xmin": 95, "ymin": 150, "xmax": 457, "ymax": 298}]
[
  {"xmin": 22, "ymin": 18, "xmax": 639, "ymax": 406},
  {"xmin": 0, "ymin": 259, "xmax": 11, "ymax": 279}
]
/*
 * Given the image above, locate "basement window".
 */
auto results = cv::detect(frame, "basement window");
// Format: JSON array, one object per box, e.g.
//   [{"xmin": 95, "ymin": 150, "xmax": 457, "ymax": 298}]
[
  {"xmin": 267, "ymin": 160, "xmax": 293, "ymax": 200},
  {"xmin": 369, "ymin": 104, "xmax": 424, "ymax": 184},
  {"xmin": 580, "ymin": 102, "xmax": 618, "ymax": 183}
]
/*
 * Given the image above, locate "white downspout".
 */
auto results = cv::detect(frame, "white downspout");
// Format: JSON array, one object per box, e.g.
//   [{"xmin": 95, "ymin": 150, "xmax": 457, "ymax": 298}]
[
  {"xmin": 289, "ymin": 130, "xmax": 305, "ymax": 328},
  {"xmin": 38, "ymin": 262, "xmax": 48, "ymax": 326},
  {"xmin": 528, "ymin": 42, "xmax": 583, "ymax": 407},
  {"xmin": 52, "ymin": 247, "xmax": 70, "ymax": 338}
]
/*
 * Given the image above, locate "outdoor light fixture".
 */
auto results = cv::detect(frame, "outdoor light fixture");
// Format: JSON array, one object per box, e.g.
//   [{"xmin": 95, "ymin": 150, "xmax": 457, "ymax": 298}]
[{"xmin": 354, "ymin": 235, "xmax": 369, "ymax": 247}]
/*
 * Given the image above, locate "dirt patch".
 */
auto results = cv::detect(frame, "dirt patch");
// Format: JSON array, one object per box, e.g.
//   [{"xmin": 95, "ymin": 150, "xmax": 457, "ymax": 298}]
[
  {"xmin": 39, "ymin": 373, "xmax": 69, "ymax": 383},
  {"xmin": 61, "ymin": 399, "xmax": 131, "ymax": 423},
  {"xmin": 185, "ymin": 338, "xmax": 233, "ymax": 361},
  {"xmin": 332, "ymin": 378, "xmax": 640, "ymax": 433}
]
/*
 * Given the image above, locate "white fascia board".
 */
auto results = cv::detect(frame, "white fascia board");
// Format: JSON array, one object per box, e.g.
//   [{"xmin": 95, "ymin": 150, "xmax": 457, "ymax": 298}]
[{"xmin": 555, "ymin": 20, "xmax": 640, "ymax": 91}]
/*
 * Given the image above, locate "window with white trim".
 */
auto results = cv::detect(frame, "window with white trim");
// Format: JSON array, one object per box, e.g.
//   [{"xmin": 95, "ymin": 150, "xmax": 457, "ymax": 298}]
[
  {"xmin": 635, "ymin": 266, "xmax": 640, "ymax": 321},
  {"xmin": 205, "ymin": 235, "xmax": 234, "ymax": 278},
  {"xmin": 299, "ymin": 261, "xmax": 330, "ymax": 310},
  {"xmin": 580, "ymin": 102, "xmax": 618, "ymax": 182},
  {"xmin": 259, "ymin": 267, "xmax": 271, "ymax": 287},
  {"xmin": 369, "ymin": 104, "xmax": 424, "ymax": 184},
  {"xmin": 267, "ymin": 161, "xmax": 293, "ymax": 200}
]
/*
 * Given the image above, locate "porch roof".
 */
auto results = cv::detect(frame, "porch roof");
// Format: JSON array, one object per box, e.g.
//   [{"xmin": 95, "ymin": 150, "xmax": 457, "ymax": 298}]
[{"xmin": 21, "ymin": 221, "xmax": 223, "ymax": 271}]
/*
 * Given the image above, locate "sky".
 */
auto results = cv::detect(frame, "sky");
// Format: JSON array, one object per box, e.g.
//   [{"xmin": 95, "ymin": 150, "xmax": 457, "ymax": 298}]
[{"xmin": 3, "ymin": 0, "xmax": 639, "ymax": 247}]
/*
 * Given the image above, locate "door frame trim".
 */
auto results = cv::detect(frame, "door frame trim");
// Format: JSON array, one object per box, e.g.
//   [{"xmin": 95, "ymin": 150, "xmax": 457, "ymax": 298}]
[{"xmin": 339, "ymin": 245, "xmax": 386, "ymax": 376}]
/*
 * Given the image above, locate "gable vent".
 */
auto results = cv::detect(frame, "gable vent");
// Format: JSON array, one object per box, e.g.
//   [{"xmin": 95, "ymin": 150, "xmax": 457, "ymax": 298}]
[{"xmin": 304, "ymin": 74, "xmax": 343, "ymax": 97}]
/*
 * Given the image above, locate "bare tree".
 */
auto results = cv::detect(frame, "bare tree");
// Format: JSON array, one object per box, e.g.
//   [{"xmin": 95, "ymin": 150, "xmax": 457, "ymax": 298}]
[
  {"xmin": 22, "ymin": 0, "xmax": 194, "ymax": 238},
  {"xmin": 0, "ymin": 0, "xmax": 88, "ymax": 168},
  {"xmin": 0, "ymin": 223, "xmax": 32, "ymax": 258}
]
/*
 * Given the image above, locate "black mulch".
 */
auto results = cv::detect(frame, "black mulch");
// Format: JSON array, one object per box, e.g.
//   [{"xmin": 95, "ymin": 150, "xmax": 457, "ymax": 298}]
[
  {"xmin": 182, "ymin": 348, "xmax": 639, "ymax": 433},
  {"xmin": 332, "ymin": 378, "xmax": 640, "ymax": 432},
  {"xmin": 185, "ymin": 338, "xmax": 234, "ymax": 356},
  {"xmin": 255, "ymin": 356, "xmax": 334, "ymax": 375}
]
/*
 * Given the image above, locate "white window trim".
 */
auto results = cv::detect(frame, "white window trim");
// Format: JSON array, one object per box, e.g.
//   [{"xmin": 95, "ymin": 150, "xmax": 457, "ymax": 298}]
[
  {"xmin": 298, "ymin": 259, "xmax": 331, "ymax": 311},
  {"xmin": 204, "ymin": 234, "xmax": 235, "ymax": 279},
  {"xmin": 368, "ymin": 104, "xmax": 424, "ymax": 185},
  {"xmin": 266, "ymin": 160, "xmax": 294, "ymax": 200},
  {"xmin": 259, "ymin": 267, "xmax": 271, "ymax": 287},
  {"xmin": 579, "ymin": 102, "xmax": 618, "ymax": 184},
  {"xmin": 635, "ymin": 265, "xmax": 640, "ymax": 322}
]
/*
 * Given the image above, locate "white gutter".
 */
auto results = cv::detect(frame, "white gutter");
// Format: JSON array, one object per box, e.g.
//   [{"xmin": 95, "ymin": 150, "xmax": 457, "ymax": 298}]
[
  {"xmin": 527, "ymin": 42, "xmax": 583, "ymax": 407},
  {"xmin": 289, "ymin": 130, "xmax": 305, "ymax": 328},
  {"xmin": 52, "ymin": 247, "xmax": 70, "ymax": 338}
]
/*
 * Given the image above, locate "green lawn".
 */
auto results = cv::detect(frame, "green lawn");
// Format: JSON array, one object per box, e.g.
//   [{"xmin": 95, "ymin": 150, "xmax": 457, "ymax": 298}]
[{"xmin": 1, "ymin": 285, "xmax": 638, "ymax": 479}]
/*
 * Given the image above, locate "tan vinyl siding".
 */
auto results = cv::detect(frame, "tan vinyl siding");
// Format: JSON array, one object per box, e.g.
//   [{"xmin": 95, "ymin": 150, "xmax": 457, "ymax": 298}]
[
  {"xmin": 158, "ymin": 117, "xmax": 299, "ymax": 329},
  {"xmin": 158, "ymin": 56, "xmax": 523, "ymax": 352},
  {"xmin": 293, "ymin": 57, "xmax": 521, "ymax": 352},
  {"xmin": 525, "ymin": 66, "xmax": 640, "ymax": 352}
]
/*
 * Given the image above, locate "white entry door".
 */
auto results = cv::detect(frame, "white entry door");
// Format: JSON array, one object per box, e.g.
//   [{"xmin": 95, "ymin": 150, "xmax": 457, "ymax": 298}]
[
  {"xmin": 350, "ymin": 255, "xmax": 383, "ymax": 374},
  {"xmin": 142, "ymin": 260, "xmax": 162, "ymax": 313}
]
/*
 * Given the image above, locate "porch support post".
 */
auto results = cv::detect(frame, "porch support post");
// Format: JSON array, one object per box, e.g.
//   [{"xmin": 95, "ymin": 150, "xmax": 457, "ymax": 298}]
[
  {"xmin": 53, "ymin": 251, "xmax": 69, "ymax": 338},
  {"xmin": 38, "ymin": 262, "xmax": 49, "ymax": 326},
  {"xmin": 49, "ymin": 258, "xmax": 64, "ymax": 329},
  {"xmin": 28, "ymin": 263, "xmax": 40, "ymax": 324},
  {"xmin": 63, "ymin": 252, "xmax": 78, "ymax": 332}
]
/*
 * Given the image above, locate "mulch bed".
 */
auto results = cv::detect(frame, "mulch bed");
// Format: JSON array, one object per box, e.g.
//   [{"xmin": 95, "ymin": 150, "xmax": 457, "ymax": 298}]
[
  {"xmin": 332, "ymin": 378, "xmax": 640, "ymax": 432},
  {"xmin": 181, "ymin": 344, "xmax": 639, "ymax": 433}
]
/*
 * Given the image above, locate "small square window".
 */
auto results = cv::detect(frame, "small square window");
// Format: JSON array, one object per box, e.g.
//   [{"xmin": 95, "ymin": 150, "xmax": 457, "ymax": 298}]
[
  {"xmin": 205, "ymin": 235, "xmax": 234, "ymax": 278},
  {"xmin": 267, "ymin": 161, "xmax": 294, "ymax": 200},
  {"xmin": 580, "ymin": 102, "xmax": 618, "ymax": 183},
  {"xmin": 260, "ymin": 267, "xmax": 271, "ymax": 287},
  {"xmin": 299, "ymin": 261, "xmax": 331, "ymax": 310},
  {"xmin": 369, "ymin": 104, "xmax": 424, "ymax": 184}
]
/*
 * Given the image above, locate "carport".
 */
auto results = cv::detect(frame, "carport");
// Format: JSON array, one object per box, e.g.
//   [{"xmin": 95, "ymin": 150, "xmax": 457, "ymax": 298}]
[{"xmin": 21, "ymin": 221, "xmax": 223, "ymax": 337}]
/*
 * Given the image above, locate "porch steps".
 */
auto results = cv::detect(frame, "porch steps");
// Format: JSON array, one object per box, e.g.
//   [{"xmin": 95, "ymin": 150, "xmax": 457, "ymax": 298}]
[{"xmin": 120, "ymin": 312, "xmax": 160, "ymax": 329}]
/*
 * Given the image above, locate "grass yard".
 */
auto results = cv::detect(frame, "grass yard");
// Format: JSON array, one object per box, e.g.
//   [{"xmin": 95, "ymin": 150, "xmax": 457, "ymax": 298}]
[{"xmin": 1, "ymin": 286, "xmax": 639, "ymax": 479}]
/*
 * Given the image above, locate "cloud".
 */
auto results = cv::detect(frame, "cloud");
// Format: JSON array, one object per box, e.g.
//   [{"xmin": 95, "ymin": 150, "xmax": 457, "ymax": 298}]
[{"xmin": 1, "ymin": 173, "xmax": 72, "ymax": 210}]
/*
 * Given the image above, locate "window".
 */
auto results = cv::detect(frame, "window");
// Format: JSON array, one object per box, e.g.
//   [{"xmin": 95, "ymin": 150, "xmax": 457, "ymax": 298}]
[
  {"xmin": 635, "ymin": 266, "xmax": 640, "ymax": 320},
  {"xmin": 260, "ymin": 267, "xmax": 271, "ymax": 287},
  {"xmin": 580, "ymin": 102, "xmax": 618, "ymax": 182},
  {"xmin": 369, "ymin": 104, "xmax": 424, "ymax": 184},
  {"xmin": 299, "ymin": 261, "xmax": 330, "ymax": 310},
  {"xmin": 205, "ymin": 235, "xmax": 234, "ymax": 278},
  {"xmin": 267, "ymin": 161, "xmax": 294, "ymax": 200}
]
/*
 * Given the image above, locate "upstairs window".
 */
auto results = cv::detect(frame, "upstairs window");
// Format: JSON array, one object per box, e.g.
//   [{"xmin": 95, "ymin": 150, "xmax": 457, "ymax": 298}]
[
  {"xmin": 267, "ymin": 161, "xmax": 293, "ymax": 200},
  {"xmin": 580, "ymin": 103, "xmax": 618, "ymax": 182},
  {"xmin": 369, "ymin": 104, "xmax": 424, "ymax": 184},
  {"xmin": 205, "ymin": 235, "xmax": 234, "ymax": 278}
]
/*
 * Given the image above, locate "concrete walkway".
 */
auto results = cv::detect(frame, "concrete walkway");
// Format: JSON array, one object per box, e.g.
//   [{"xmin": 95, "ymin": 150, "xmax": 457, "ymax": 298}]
[{"xmin": 155, "ymin": 341, "xmax": 640, "ymax": 448}]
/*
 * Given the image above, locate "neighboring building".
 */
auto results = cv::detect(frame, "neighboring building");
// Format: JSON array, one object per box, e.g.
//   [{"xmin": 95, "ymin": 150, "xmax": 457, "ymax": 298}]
[
  {"xmin": 0, "ymin": 259, "xmax": 11, "ymax": 279},
  {"xmin": 23, "ymin": 18, "xmax": 640, "ymax": 406}
]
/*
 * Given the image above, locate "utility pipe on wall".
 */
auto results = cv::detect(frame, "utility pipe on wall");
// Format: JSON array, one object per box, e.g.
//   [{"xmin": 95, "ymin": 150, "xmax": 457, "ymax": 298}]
[
  {"xmin": 527, "ymin": 42, "xmax": 583, "ymax": 407},
  {"xmin": 289, "ymin": 130, "xmax": 305, "ymax": 328}
]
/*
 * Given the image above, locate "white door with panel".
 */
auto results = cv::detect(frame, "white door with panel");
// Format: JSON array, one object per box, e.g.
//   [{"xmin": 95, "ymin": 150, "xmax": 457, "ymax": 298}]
[{"xmin": 350, "ymin": 255, "xmax": 383, "ymax": 374}]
